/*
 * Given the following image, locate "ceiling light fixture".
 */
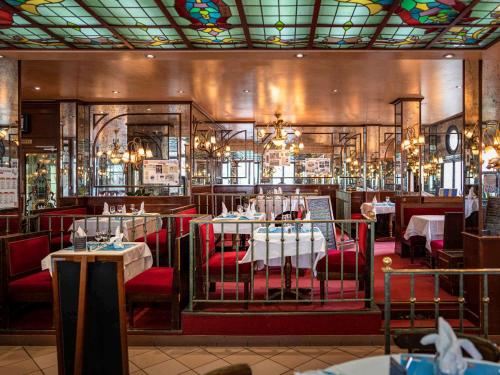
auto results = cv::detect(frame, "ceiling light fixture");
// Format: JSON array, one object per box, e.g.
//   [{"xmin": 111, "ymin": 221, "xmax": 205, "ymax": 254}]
[
  {"xmin": 444, "ymin": 53, "xmax": 455, "ymax": 59},
  {"xmin": 146, "ymin": 108, "xmax": 152, "ymax": 111},
  {"xmin": 243, "ymin": 89, "xmax": 250, "ymax": 93},
  {"xmin": 178, "ymin": 90, "xmax": 184, "ymax": 94},
  {"xmin": 34, "ymin": 86, "xmax": 41, "ymax": 91},
  {"xmin": 112, "ymin": 90, "xmax": 120, "ymax": 94},
  {"xmin": 145, "ymin": 54, "xmax": 155, "ymax": 59},
  {"xmin": 295, "ymin": 53, "xmax": 304, "ymax": 58},
  {"xmin": 332, "ymin": 89, "xmax": 338, "ymax": 93}
]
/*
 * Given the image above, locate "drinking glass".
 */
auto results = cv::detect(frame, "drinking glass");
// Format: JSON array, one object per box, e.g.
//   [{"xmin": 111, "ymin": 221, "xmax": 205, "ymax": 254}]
[
  {"xmin": 236, "ymin": 205, "xmax": 243, "ymax": 215},
  {"xmin": 110, "ymin": 206, "xmax": 116, "ymax": 215},
  {"xmin": 117, "ymin": 205, "xmax": 123, "ymax": 214},
  {"xmin": 95, "ymin": 231, "xmax": 103, "ymax": 242}
]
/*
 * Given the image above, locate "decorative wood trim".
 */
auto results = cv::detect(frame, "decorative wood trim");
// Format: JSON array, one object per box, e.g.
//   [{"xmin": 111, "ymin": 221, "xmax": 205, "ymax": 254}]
[
  {"xmin": 73, "ymin": 0, "xmax": 134, "ymax": 49},
  {"xmin": 153, "ymin": 0, "xmax": 193, "ymax": 48},
  {"xmin": 367, "ymin": 0, "xmax": 402, "ymax": 49},
  {"xmin": 425, "ymin": 0, "xmax": 482, "ymax": 49},
  {"xmin": 308, "ymin": 0, "xmax": 322, "ymax": 48},
  {"xmin": 235, "ymin": 0, "xmax": 253, "ymax": 48}
]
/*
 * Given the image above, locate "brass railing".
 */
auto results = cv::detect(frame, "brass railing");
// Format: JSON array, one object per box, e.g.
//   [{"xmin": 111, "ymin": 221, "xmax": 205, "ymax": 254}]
[
  {"xmin": 383, "ymin": 256, "xmax": 500, "ymax": 354},
  {"xmin": 193, "ymin": 192, "xmax": 318, "ymax": 217},
  {"xmin": 188, "ymin": 217, "xmax": 375, "ymax": 309}
]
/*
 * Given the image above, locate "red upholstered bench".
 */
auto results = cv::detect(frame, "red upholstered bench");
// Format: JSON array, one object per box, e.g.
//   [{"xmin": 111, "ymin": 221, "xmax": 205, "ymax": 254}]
[
  {"xmin": 0, "ymin": 215, "xmax": 21, "ymax": 235},
  {"xmin": 4, "ymin": 234, "xmax": 53, "ymax": 327},
  {"xmin": 39, "ymin": 207, "xmax": 88, "ymax": 250}
]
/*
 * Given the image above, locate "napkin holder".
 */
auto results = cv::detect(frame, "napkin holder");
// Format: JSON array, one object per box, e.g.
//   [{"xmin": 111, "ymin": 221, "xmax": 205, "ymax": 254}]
[{"xmin": 73, "ymin": 233, "xmax": 87, "ymax": 252}]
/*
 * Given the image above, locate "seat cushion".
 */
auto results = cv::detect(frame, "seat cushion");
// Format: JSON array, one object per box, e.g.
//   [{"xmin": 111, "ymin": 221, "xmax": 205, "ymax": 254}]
[
  {"xmin": 49, "ymin": 233, "xmax": 72, "ymax": 250},
  {"xmin": 136, "ymin": 229, "xmax": 168, "ymax": 254},
  {"xmin": 40, "ymin": 208, "xmax": 87, "ymax": 234},
  {"xmin": 316, "ymin": 249, "xmax": 366, "ymax": 274},
  {"xmin": 8, "ymin": 270, "xmax": 52, "ymax": 299},
  {"xmin": 205, "ymin": 252, "xmax": 251, "ymax": 276},
  {"xmin": 430, "ymin": 240, "xmax": 444, "ymax": 254},
  {"xmin": 125, "ymin": 267, "xmax": 174, "ymax": 296},
  {"xmin": 8, "ymin": 236, "xmax": 50, "ymax": 277}
]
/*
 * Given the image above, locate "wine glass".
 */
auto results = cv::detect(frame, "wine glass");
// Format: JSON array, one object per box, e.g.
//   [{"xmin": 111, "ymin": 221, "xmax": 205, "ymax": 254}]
[
  {"xmin": 95, "ymin": 231, "xmax": 103, "ymax": 243},
  {"xmin": 117, "ymin": 205, "xmax": 123, "ymax": 214},
  {"xmin": 385, "ymin": 196, "xmax": 390, "ymax": 203},
  {"xmin": 110, "ymin": 206, "xmax": 116, "ymax": 215},
  {"xmin": 236, "ymin": 205, "xmax": 243, "ymax": 215}
]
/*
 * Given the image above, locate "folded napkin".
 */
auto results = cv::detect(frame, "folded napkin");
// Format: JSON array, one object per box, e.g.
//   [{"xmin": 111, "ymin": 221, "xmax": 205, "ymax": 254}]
[
  {"xmin": 76, "ymin": 226, "xmax": 87, "ymax": 237},
  {"xmin": 278, "ymin": 187, "xmax": 283, "ymax": 194},
  {"xmin": 421, "ymin": 317, "xmax": 482, "ymax": 375},
  {"xmin": 372, "ymin": 196, "xmax": 378, "ymax": 203},
  {"xmin": 259, "ymin": 187, "xmax": 264, "ymax": 195},
  {"xmin": 222, "ymin": 202, "xmax": 228, "ymax": 215},
  {"xmin": 283, "ymin": 199, "xmax": 289, "ymax": 213},
  {"xmin": 304, "ymin": 211, "xmax": 312, "ymax": 230},
  {"xmin": 137, "ymin": 201, "xmax": 145, "ymax": 215},
  {"xmin": 109, "ymin": 226, "xmax": 124, "ymax": 249},
  {"xmin": 121, "ymin": 204, "xmax": 126, "ymax": 213},
  {"xmin": 295, "ymin": 188, "xmax": 300, "ymax": 194},
  {"xmin": 103, "ymin": 202, "xmax": 110, "ymax": 215}
]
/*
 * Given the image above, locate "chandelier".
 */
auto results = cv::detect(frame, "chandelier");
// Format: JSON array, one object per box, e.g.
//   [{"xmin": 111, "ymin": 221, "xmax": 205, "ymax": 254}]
[
  {"xmin": 345, "ymin": 150, "xmax": 361, "ymax": 176},
  {"xmin": 96, "ymin": 129, "xmax": 123, "ymax": 165},
  {"xmin": 402, "ymin": 126, "xmax": 425, "ymax": 173},
  {"xmin": 122, "ymin": 137, "xmax": 153, "ymax": 167},
  {"xmin": 258, "ymin": 113, "xmax": 304, "ymax": 153},
  {"xmin": 484, "ymin": 121, "xmax": 500, "ymax": 170},
  {"xmin": 194, "ymin": 129, "xmax": 231, "ymax": 159},
  {"xmin": 423, "ymin": 155, "xmax": 443, "ymax": 177}
]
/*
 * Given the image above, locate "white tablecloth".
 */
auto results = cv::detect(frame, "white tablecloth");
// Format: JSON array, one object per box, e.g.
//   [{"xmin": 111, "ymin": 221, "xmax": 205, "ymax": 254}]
[
  {"xmin": 68, "ymin": 214, "xmax": 161, "ymax": 241},
  {"xmin": 465, "ymin": 197, "xmax": 479, "ymax": 219},
  {"xmin": 360, "ymin": 202, "xmax": 396, "ymax": 216},
  {"xmin": 254, "ymin": 196, "xmax": 306, "ymax": 220},
  {"xmin": 404, "ymin": 215, "xmax": 445, "ymax": 251},
  {"xmin": 240, "ymin": 227, "xmax": 326, "ymax": 273},
  {"xmin": 213, "ymin": 213, "xmax": 266, "ymax": 234},
  {"xmin": 41, "ymin": 242, "xmax": 153, "ymax": 283}
]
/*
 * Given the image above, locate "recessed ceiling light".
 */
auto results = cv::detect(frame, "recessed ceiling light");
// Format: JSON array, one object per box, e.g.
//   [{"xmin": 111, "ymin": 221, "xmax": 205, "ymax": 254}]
[
  {"xmin": 34, "ymin": 86, "xmax": 41, "ymax": 91},
  {"xmin": 444, "ymin": 53, "xmax": 455, "ymax": 59},
  {"xmin": 0, "ymin": 55, "xmax": 4, "ymax": 59},
  {"xmin": 332, "ymin": 89, "xmax": 338, "ymax": 93},
  {"xmin": 243, "ymin": 89, "xmax": 250, "ymax": 93},
  {"xmin": 112, "ymin": 90, "xmax": 120, "ymax": 94},
  {"xmin": 295, "ymin": 53, "xmax": 305, "ymax": 58},
  {"xmin": 178, "ymin": 90, "xmax": 184, "ymax": 94},
  {"xmin": 146, "ymin": 108, "xmax": 152, "ymax": 111},
  {"xmin": 145, "ymin": 54, "xmax": 155, "ymax": 59}
]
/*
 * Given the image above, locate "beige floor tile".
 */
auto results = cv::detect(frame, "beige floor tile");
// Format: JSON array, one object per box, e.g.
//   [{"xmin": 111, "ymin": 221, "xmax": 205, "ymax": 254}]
[
  {"xmin": 131, "ymin": 349, "xmax": 171, "ymax": 369},
  {"xmin": 250, "ymin": 359, "xmax": 289, "ymax": 375},
  {"xmin": 158, "ymin": 346, "xmax": 199, "ymax": 358},
  {"xmin": 293, "ymin": 358, "xmax": 330, "ymax": 372},
  {"xmin": 316, "ymin": 349, "xmax": 358, "ymax": 366},
  {"xmin": 192, "ymin": 358, "xmax": 230, "ymax": 374},
  {"xmin": 336, "ymin": 346, "xmax": 379, "ymax": 357},
  {"xmin": 0, "ymin": 347, "xmax": 31, "ymax": 367},
  {"xmin": 224, "ymin": 349, "xmax": 267, "ymax": 365},
  {"xmin": 247, "ymin": 347, "xmax": 287, "ymax": 358},
  {"xmin": 270, "ymin": 349, "xmax": 312, "ymax": 369},
  {"xmin": 0, "ymin": 346, "xmax": 23, "ymax": 352},
  {"xmin": 143, "ymin": 358, "xmax": 190, "ymax": 375},
  {"xmin": 32, "ymin": 352, "xmax": 57, "ymax": 369},
  {"xmin": 28, "ymin": 371, "xmax": 44, "ymax": 374},
  {"xmin": 180, "ymin": 371, "xmax": 197, "ymax": 375},
  {"xmin": 24, "ymin": 347, "xmax": 56, "ymax": 359},
  {"xmin": 42, "ymin": 365, "xmax": 58, "ymax": 375},
  {"xmin": 203, "ymin": 347, "xmax": 244, "ymax": 358},
  {"xmin": 176, "ymin": 348, "xmax": 220, "ymax": 369},
  {"xmin": 0, "ymin": 358, "xmax": 40, "ymax": 375},
  {"xmin": 129, "ymin": 360, "xmax": 140, "ymax": 373},
  {"xmin": 129, "ymin": 347, "xmax": 157, "ymax": 358},
  {"xmin": 291, "ymin": 346, "xmax": 334, "ymax": 357}
]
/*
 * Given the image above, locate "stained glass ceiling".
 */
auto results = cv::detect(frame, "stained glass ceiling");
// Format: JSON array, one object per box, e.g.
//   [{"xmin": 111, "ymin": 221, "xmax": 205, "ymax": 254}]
[{"xmin": 0, "ymin": 0, "xmax": 498, "ymax": 50}]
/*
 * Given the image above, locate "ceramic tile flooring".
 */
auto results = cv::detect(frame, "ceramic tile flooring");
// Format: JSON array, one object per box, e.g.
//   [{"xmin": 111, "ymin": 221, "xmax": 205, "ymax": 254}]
[{"xmin": 0, "ymin": 345, "xmax": 406, "ymax": 375}]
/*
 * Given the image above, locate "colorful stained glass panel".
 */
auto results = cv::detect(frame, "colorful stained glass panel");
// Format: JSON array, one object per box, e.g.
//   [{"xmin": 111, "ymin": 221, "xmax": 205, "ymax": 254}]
[
  {"xmin": 387, "ymin": 0, "xmax": 474, "ymax": 25},
  {"xmin": 0, "ymin": 27, "xmax": 69, "ymax": 48},
  {"xmin": 162, "ymin": 0, "xmax": 242, "ymax": 26},
  {"xmin": 314, "ymin": 26, "xmax": 376, "ymax": 48},
  {"xmin": 8, "ymin": 0, "xmax": 99, "ymax": 26},
  {"xmin": 83, "ymin": 0, "xmax": 169, "ymax": 26},
  {"xmin": 318, "ymin": 1, "xmax": 388, "ymax": 26},
  {"xmin": 183, "ymin": 27, "xmax": 246, "ymax": 47},
  {"xmin": 431, "ymin": 25, "xmax": 499, "ymax": 48},
  {"xmin": 117, "ymin": 27, "xmax": 186, "ymax": 48},
  {"xmin": 467, "ymin": 0, "xmax": 500, "ymax": 26},
  {"xmin": 243, "ymin": 0, "xmax": 314, "ymax": 26},
  {"xmin": 250, "ymin": 26, "xmax": 310, "ymax": 48},
  {"xmin": 49, "ymin": 27, "xmax": 126, "ymax": 48},
  {"xmin": 374, "ymin": 26, "xmax": 439, "ymax": 48}
]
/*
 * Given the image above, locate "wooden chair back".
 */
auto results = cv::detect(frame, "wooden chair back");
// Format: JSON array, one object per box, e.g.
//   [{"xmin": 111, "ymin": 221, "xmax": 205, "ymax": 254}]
[{"xmin": 443, "ymin": 211, "xmax": 464, "ymax": 250}]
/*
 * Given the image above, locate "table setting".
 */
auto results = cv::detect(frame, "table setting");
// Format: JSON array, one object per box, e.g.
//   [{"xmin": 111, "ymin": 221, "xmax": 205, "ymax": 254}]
[
  {"xmin": 404, "ymin": 215, "xmax": 445, "ymax": 251},
  {"xmin": 213, "ymin": 202, "xmax": 266, "ymax": 234}
]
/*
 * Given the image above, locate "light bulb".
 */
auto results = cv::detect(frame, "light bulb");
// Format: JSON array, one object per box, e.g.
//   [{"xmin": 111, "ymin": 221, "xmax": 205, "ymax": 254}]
[
  {"xmin": 294, "ymin": 129, "xmax": 301, "ymax": 137},
  {"xmin": 210, "ymin": 136, "xmax": 216, "ymax": 144},
  {"xmin": 0, "ymin": 129, "xmax": 6, "ymax": 139},
  {"xmin": 418, "ymin": 135, "xmax": 425, "ymax": 144},
  {"xmin": 146, "ymin": 148, "xmax": 153, "ymax": 158},
  {"xmin": 225, "ymin": 145, "xmax": 230, "ymax": 152},
  {"xmin": 484, "ymin": 145, "xmax": 499, "ymax": 161},
  {"xmin": 298, "ymin": 142, "xmax": 304, "ymax": 150},
  {"xmin": 138, "ymin": 147, "xmax": 145, "ymax": 156}
]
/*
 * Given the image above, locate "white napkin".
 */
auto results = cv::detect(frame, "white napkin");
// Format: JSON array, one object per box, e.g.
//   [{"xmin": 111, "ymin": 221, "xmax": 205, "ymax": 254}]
[
  {"xmin": 468, "ymin": 187, "xmax": 475, "ymax": 198},
  {"xmin": 103, "ymin": 202, "xmax": 110, "ymax": 215},
  {"xmin": 109, "ymin": 226, "xmax": 124, "ymax": 249},
  {"xmin": 421, "ymin": 317, "xmax": 482, "ymax": 375},
  {"xmin": 295, "ymin": 188, "xmax": 300, "ymax": 194},
  {"xmin": 222, "ymin": 202, "xmax": 228, "ymax": 215},
  {"xmin": 372, "ymin": 196, "xmax": 377, "ymax": 203},
  {"xmin": 259, "ymin": 187, "xmax": 264, "ymax": 195},
  {"xmin": 273, "ymin": 188, "xmax": 278, "ymax": 195},
  {"xmin": 121, "ymin": 204, "xmax": 126, "ymax": 213},
  {"xmin": 283, "ymin": 199, "xmax": 289, "ymax": 213},
  {"xmin": 250, "ymin": 202, "xmax": 256, "ymax": 215},
  {"xmin": 137, "ymin": 201, "xmax": 145, "ymax": 215},
  {"xmin": 76, "ymin": 227, "xmax": 87, "ymax": 237},
  {"xmin": 278, "ymin": 187, "xmax": 283, "ymax": 194},
  {"xmin": 304, "ymin": 211, "xmax": 312, "ymax": 230}
]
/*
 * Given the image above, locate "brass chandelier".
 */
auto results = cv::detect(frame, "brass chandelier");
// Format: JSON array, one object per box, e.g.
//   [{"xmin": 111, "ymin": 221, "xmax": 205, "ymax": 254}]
[
  {"xmin": 258, "ymin": 113, "xmax": 304, "ymax": 153},
  {"xmin": 122, "ymin": 137, "xmax": 153, "ymax": 167},
  {"xmin": 402, "ymin": 126, "xmax": 425, "ymax": 173},
  {"xmin": 194, "ymin": 128, "xmax": 231, "ymax": 159}
]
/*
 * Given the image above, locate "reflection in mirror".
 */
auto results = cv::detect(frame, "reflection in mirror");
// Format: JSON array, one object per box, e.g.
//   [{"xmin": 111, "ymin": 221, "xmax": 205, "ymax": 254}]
[{"xmin": 25, "ymin": 153, "xmax": 57, "ymax": 211}]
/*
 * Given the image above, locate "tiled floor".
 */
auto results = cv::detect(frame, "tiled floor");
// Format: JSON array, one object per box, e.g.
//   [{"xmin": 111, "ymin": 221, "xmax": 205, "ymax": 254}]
[{"xmin": 0, "ymin": 345, "xmax": 405, "ymax": 374}]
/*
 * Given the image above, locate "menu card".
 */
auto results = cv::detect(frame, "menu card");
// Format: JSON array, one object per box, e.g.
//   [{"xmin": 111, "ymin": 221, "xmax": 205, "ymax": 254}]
[{"xmin": 0, "ymin": 167, "xmax": 18, "ymax": 210}]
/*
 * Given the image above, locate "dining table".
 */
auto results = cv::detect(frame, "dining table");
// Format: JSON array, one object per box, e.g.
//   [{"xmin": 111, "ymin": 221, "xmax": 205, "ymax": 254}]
[
  {"xmin": 360, "ymin": 201, "xmax": 396, "ymax": 237},
  {"xmin": 404, "ymin": 215, "xmax": 445, "ymax": 251},
  {"xmin": 212, "ymin": 212, "xmax": 266, "ymax": 234},
  {"xmin": 252, "ymin": 195, "xmax": 306, "ymax": 220},
  {"xmin": 41, "ymin": 241, "xmax": 153, "ymax": 283},
  {"xmin": 68, "ymin": 213, "xmax": 161, "ymax": 241}
]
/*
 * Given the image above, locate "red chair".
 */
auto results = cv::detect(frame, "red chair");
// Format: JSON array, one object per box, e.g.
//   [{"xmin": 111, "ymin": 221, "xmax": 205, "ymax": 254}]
[
  {"xmin": 316, "ymin": 222, "xmax": 369, "ymax": 301},
  {"xmin": 429, "ymin": 212, "xmax": 464, "ymax": 267},
  {"xmin": 198, "ymin": 223, "xmax": 252, "ymax": 301},
  {"xmin": 3, "ymin": 233, "xmax": 53, "ymax": 327},
  {"xmin": 39, "ymin": 207, "xmax": 87, "ymax": 250}
]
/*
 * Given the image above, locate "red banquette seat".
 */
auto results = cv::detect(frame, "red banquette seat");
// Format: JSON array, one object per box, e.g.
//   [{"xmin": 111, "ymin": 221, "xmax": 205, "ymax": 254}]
[{"xmin": 39, "ymin": 207, "xmax": 88, "ymax": 250}]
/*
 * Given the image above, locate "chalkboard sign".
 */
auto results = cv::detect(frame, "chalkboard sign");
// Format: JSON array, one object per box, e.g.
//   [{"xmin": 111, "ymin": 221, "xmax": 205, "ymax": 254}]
[
  {"xmin": 54, "ymin": 256, "xmax": 128, "ymax": 375},
  {"xmin": 485, "ymin": 197, "xmax": 500, "ymax": 236},
  {"xmin": 305, "ymin": 196, "xmax": 337, "ymax": 250}
]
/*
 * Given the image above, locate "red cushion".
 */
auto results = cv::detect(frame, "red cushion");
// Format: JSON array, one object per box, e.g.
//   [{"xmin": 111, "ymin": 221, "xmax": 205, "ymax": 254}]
[
  {"xmin": 8, "ymin": 236, "xmax": 50, "ymax": 277},
  {"xmin": 351, "ymin": 213, "xmax": 363, "ymax": 219},
  {"xmin": 40, "ymin": 208, "xmax": 87, "ymax": 234},
  {"xmin": 199, "ymin": 223, "xmax": 216, "ymax": 262},
  {"xmin": 430, "ymin": 240, "xmax": 444, "ymax": 254},
  {"xmin": 49, "ymin": 233, "xmax": 72, "ymax": 250},
  {"xmin": 0, "ymin": 216, "xmax": 20, "ymax": 234},
  {"xmin": 8, "ymin": 270, "xmax": 52, "ymax": 299},
  {"xmin": 316, "ymin": 249, "xmax": 366, "ymax": 273},
  {"xmin": 125, "ymin": 267, "xmax": 174, "ymax": 296},
  {"xmin": 175, "ymin": 207, "xmax": 197, "ymax": 237},
  {"xmin": 136, "ymin": 229, "xmax": 168, "ymax": 254},
  {"xmin": 403, "ymin": 207, "xmax": 462, "ymax": 227},
  {"xmin": 204, "ymin": 252, "xmax": 251, "ymax": 276}
]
